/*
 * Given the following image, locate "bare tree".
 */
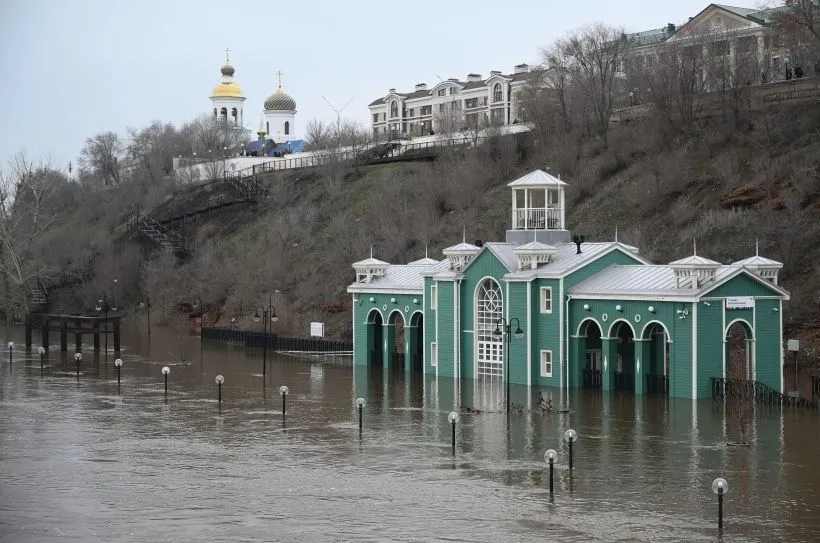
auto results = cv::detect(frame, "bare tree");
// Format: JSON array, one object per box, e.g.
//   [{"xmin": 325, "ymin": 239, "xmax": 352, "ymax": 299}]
[
  {"xmin": 79, "ymin": 131, "xmax": 122, "ymax": 186},
  {"xmin": 304, "ymin": 119, "xmax": 333, "ymax": 151},
  {"xmin": 127, "ymin": 121, "xmax": 186, "ymax": 183},
  {"xmin": 771, "ymin": 0, "xmax": 820, "ymax": 77},
  {"xmin": 0, "ymin": 152, "xmax": 63, "ymax": 327},
  {"xmin": 181, "ymin": 114, "xmax": 249, "ymax": 159},
  {"xmin": 557, "ymin": 23, "xmax": 631, "ymax": 145}
]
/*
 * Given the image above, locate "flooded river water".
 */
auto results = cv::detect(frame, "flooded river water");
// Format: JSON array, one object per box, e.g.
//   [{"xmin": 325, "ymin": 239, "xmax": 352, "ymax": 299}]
[{"xmin": 1, "ymin": 326, "xmax": 819, "ymax": 542}]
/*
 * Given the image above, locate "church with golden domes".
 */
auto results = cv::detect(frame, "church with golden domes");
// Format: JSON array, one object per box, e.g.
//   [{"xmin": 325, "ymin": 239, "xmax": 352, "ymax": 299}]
[{"xmin": 209, "ymin": 50, "xmax": 299, "ymax": 144}]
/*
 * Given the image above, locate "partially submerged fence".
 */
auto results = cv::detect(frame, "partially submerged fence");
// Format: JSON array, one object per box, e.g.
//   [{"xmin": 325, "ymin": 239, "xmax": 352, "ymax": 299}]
[
  {"xmin": 202, "ymin": 326, "xmax": 352, "ymax": 354},
  {"xmin": 711, "ymin": 377, "xmax": 817, "ymax": 409}
]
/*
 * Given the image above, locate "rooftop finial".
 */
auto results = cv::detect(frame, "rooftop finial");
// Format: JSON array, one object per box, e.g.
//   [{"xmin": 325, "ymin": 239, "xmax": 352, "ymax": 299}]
[
  {"xmin": 615, "ymin": 225, "xmax": 618, "ymax": 243},
  {"xmin": 462, "ymin": 226, "xmax": 466, "ymax": 244},
  {"xmin": 225, "ymin": 47, "xmax": 231, "ymax": 62},
  {"xmin": 276, "ymin": 69, "xmax": 284, "ymax": 90},
  {"xmin": 370, "ymin": 245, "xmax": 373, "ymax": 259},
  {"xmin": 693, "ymin": 238, "xmax": 697, "ymax": 256},
  {"xmin": 755, "ymin": 237, "xmax": 759, "ymax": 256},
  {"xmin": 425, "ymin": 244, "xmax": 428, "ymax": 259}
]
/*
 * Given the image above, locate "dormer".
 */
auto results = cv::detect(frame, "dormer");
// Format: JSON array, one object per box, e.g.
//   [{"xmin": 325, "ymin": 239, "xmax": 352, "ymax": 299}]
[
  {"xmin": 353, "ymin": 256, "xmax": 389, "ymax": 283},
  {"xmin": 733, "ymin": 255, "xmax": 783, "ymax": 285},
  {"xmin": 514, "ymin": 240, "xmax": 557, "ymax": 270},
  {"xmin": 442, "ymin": 242, "xmax": 480, "ymax": 272},
  {"xmin": 669, "ymin": 255, "xmax": 721, "ymax": 289}
]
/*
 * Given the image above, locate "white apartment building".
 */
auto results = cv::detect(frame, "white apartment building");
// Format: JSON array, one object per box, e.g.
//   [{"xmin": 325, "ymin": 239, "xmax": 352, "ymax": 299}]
[
  {"xmin": 368, "ymin": 64, "xmax": 533, "ymax": 138},
  {"xmin": 621, "ymin": 3, "xmax": 816, "ymax": 92}
]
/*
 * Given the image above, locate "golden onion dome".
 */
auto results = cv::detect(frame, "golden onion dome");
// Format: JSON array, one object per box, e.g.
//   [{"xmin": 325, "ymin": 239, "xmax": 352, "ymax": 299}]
[
  {"xmin": 211, "ymin": 81, "xmax": 245, "ymax": 99},
  {"xmin": 264, "ymin": 87, "xmax": 296, "ymax": 111}
]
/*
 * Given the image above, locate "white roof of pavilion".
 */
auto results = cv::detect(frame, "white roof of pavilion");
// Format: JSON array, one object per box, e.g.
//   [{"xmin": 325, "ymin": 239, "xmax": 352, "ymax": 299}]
[{"xmin": 506, "ymin": 169, "xmax": 567, "ymax": 187}]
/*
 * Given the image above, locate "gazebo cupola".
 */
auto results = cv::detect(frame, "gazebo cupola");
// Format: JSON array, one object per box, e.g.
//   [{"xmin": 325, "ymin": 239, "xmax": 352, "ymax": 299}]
[
  {"xmin": 733, "ymin": 244, "xmax": 783, "ymax": 285},
  {"xmin": 353, "ymin": 253, "xmax": 389, "ymax": 283},
  {"xmin": 506, "ymin": 169, "xmax": 570, "ymax": 246},
  {"xmin": 442, "ymin": 241, "xmax": 480, "ymax": 272},
  {"xmin": 669, "ymin": 252, "xmax": 722, "ymax": 289},
  {"xmin": 514, "ymin": 240, "xmax": 557, "ymax": 270}
]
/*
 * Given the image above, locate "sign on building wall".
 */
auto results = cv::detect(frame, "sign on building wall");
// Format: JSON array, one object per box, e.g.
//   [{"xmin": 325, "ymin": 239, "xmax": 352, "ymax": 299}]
[
  {"xmin": 725, "ymin": 296, "xmax": 755, "ymax": 310},
  {"xmin": 310, "ymin": 322, "xmax": 325, "ymax": 338}
]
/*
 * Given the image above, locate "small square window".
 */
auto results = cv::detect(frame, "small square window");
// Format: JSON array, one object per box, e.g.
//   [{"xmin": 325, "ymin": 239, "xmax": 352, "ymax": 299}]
[
  {"xmin": 540, "ymin": 350, "xmax": 552, "ymax": 377},
  {"xmin": 540, "ymin": 287, "xmax": 552, "ymax": 313}
]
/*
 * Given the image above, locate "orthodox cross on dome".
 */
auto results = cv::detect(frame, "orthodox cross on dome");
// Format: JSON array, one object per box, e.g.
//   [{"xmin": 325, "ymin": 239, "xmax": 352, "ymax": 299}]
[
  {"xmin": 225, "ymin": 48, "xmax": 231, "ymax": 62},
  {"xmin": 277, "ymin": 70, "xmax": 284, "ymax": 89}
]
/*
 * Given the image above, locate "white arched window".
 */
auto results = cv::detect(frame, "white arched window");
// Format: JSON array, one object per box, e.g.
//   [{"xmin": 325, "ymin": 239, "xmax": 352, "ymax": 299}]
[
  {"xmin": 476, "ymin": 278, "xmax": 503, "ymax": 376},
  {"xmin": 390, "ymin": 100, "xmax": 398, "ymax": 118},
  {"xmin": 492, "ymin": 83, "xmax": 503, "ymax": 102}
]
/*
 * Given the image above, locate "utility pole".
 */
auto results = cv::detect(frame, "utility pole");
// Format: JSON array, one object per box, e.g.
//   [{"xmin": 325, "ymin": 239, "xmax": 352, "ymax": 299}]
[{"xmin": 321, "ymin": 96, "xmax": 353, "ymax": 149}]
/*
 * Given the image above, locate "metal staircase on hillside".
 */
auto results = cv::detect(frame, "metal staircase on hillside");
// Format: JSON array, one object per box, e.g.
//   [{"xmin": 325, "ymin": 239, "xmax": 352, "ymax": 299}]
[
  {"xmin": 225, "ymin": 172, "xmax": 266, "ymax": 202},
  {"xmin": 27, "ymin": 278, "xmax": 48, "ymax": 310},
  {"xmin": 129, "ymin": 214, "xmax": 189, "ymax": 254},
  {"xmin": 711, "ymin": 377, "xmax": 817, "ymax": 408}
]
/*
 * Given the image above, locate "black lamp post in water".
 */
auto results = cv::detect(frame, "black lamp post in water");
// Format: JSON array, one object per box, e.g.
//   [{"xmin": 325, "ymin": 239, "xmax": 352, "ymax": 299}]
[
  {"xmin": 7, "ymin": 341, "xmax": 12, "ymax": 369},
  {"xmin": 712, "ymin": 477, "xmax": 728, "ymax": 532},
  {"xmin": 138, "ymin": 296, "xmax": 151, "ymax": 338},
  {"xmin": 448, "ymin": 411, "xmax": 459, "ymax": 455},
  {"xmin": 279, "ymin": 385, "xmax": 289, "ymax": 420},
  {"xmin": 544, "ymin": 449, "xmax": 557, "ymax": 496},
  {"xmin": 114, "ymin": 358, "xmax": 123, "ymax": 391},
  {"xmin": 162, "ymin": 366, "xmax": 170, "ymax": 395},
  {"xmin": 253, "ymin": 293, "xmax": 279, "ymax": 377},
  {"xmin": 564, "ymin": 429, "xmax": 578, "ymax": 471},
  {"xmin": 493, "ymin": 317, "xmax": 524, "ymax": 414},
  {"xmin": 215, "ymin": 374, "xmax": 224, "ymax": 404},
  {"xmin": 95, "ymin": 290, "xmax": 118, "ymax": 362},
  {"xmin": 74, "ymin": 352, "xmax": 82, "ymax": 378},
  {"xmin": 38, "ymin": 346, "xmax": 45, "ymax": 373},
  {"xmin": 356, "ymin": 397, "xmax": 366, "ymax": 437}
]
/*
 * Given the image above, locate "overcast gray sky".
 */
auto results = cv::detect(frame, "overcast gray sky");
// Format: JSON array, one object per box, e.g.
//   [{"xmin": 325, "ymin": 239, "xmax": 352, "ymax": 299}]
[{"xmin": 0, "ymin": 0, "xmax": 760, "ymax": 172}]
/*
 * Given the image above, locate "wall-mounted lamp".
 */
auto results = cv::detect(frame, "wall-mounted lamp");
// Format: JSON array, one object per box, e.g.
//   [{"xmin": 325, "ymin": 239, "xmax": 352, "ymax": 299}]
[
  {"xmin": 648, "ymin": 306, "xmax": 655, "ymax": 313},
  {"xmin": 369, "ymin": 297, "xmax": 376, "ymax": 303},
  {"xmin": 413, "ymin": 298, "xmax": 419, "ymax": 305},
  {"xmin": 677, "ymin": 308, "xmax": 688, "ymax": 320},
  {"xmin": 583, "ymin": 304, "xmax": 590, "ymax": 311},
  {"xmin": 703, "ymin": 301, "xmax": 711, "ymax": 306},
  {"xmin": 353, "ymin": 298, "xmax": 361, "ymax": 306},
  {"xmin": 772, "ymin": 307, "xmax": 779, "ymax": 312},
  {"xmin": 615, "ymin": 305, "xmax": 623, "ymax": 312},
  {"xmin": 390, "ymin": 297, "xmax": 397, "ymax": 304}
]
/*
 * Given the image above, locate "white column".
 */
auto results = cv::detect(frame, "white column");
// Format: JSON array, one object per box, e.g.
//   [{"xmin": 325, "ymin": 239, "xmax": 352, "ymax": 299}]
[{"xmin": 560, "ymin": 187, "xmax": 566, "ymax": 229}]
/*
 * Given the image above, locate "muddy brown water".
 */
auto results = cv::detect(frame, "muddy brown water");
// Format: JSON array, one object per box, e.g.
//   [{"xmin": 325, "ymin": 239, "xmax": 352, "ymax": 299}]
[{"xmin": 1, "ymin": 325, "xmax": 818, "ymax": 542}]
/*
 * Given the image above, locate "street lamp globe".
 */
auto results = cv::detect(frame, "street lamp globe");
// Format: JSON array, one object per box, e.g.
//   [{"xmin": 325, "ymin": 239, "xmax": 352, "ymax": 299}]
[
  {"xmin": 7, "ymin": 341, "xmax": 13, "ymax": 349},
  {"xmin": 114, "ymin": 358, "xmax": 123, "ymax": 368},
  {"xmin": 514, "ymin": 326, "xmax": 524, "ymax": 339},
  {"xmin": 356, "ymin": 397, "xmax": 366, "ymax": 408},
  {"xmin": 215, "ymin": 375, "xmax": 224, "ymax": 385},
  {"xmin": 95, "ymin": 299, "xmax": 103, "ymax": 312},
  {"xmin": 712, "ymin": 478, "xmax": 729, "ymax": 495},
  {"xmin": 162, "ymin": 366, "xmax": 170, "ymax": 376},
  {"xmin": 448, "ymin": 411, "xmax": 459, "ymax": 424},
  {"xmin": 252, "ymin": 311, "xmax": 262, "ymax": 323},
  {"xmin": 564, "ymin": 429, "xmax": 578, "ymax": 443},
  {"xmin": 279, "ymin": 385, "xmax": 289, "ymax": 396},
  {"xmin": 544, "ymin": 449, "xmax": 558, "ymax": 463},
  {"xmin": 271, "ymin": 313, "xmax": 279, "ymax": 322},
  {"xmin": 38, "ymin": 346, "xmax": 46, "ymax": 355},
  {"xmin": 74, "ymin": 353, "xmax": 82, "ymax": 361}
]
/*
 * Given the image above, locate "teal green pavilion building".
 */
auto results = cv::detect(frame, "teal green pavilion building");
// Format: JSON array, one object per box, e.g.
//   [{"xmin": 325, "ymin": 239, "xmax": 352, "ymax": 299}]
[{"xmin": 347, "ymin": 170, "xmax": 790, "ymax": 399}]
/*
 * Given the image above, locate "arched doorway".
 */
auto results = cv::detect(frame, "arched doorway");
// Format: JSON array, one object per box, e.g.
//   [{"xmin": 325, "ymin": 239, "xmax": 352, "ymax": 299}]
[
  {"xmin": 366, "ymin": 309, "xmax": 383, "ymax": 367},
  {"xmin": 610, "ymin": 320, "xmax": 636, "ymax": 391},
  {"xmin": 726, "ymin": 320, "xmax": 754, "ymax": 381},
  {"xmin": 642, "ymin": 322, "xmax": 670, "ymax": 395},
  {"xmin": 578, "ymin": 319, "xmax": 603, "ymax": 388},
  {"xmin": 408, "ymin": 312, "xmax": 424, "ymax": 373},
  {"xmin": 724, "ymin": 319, "xmax": 755, "ymax": 445},
  {"xmin": 388, "ymin": 311, "xmax": 406, "ymax": 369},
  {"xmin": 475, "ymin": 278, "xmax": 503, "ymax": 377}
]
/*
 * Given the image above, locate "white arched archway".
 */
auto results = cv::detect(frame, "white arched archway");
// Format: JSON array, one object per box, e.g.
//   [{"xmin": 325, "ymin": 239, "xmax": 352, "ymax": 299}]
[
  {"xmin": 607, "ymin": 318, "xmax": 637, "ymax": 339},
  {"xmin": 724, "ymin": 318, "xmax": 755, "ymax": 381},
  {"xmin": 575, "ymin": 317, "xmax": 603, "ymax": 337}
]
